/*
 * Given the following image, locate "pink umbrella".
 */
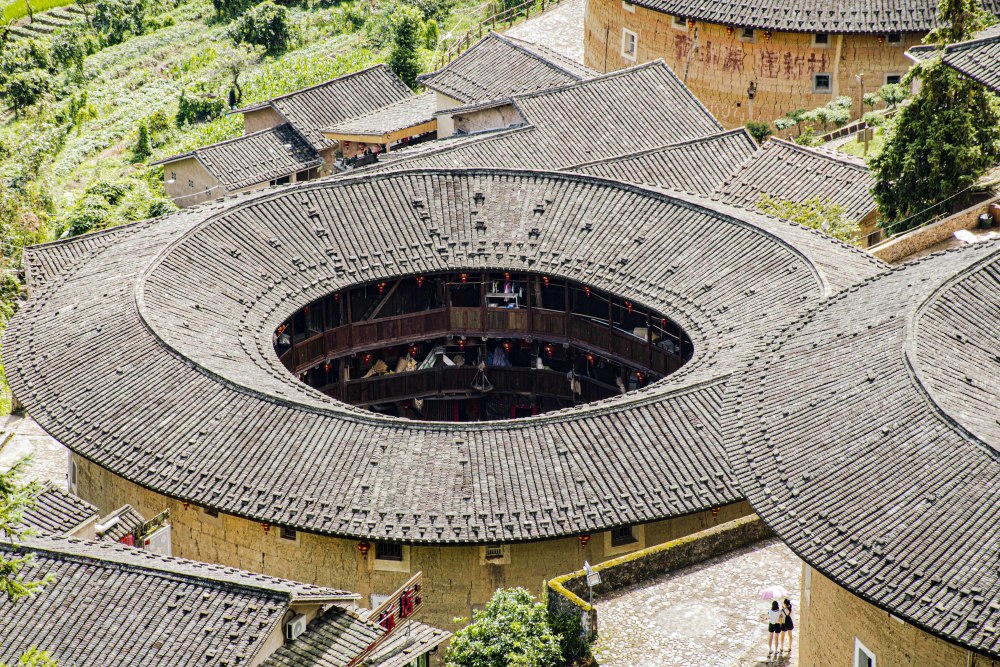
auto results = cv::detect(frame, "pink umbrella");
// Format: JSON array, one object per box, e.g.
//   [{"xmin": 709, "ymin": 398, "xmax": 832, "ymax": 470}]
[{"xmin": 759, "ymin": 585, "xmax": 789, "ymax": 601}]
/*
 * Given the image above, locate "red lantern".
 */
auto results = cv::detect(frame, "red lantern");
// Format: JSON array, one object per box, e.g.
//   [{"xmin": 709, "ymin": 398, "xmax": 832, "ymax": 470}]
[
  {"xmin": 711, "ymin": 507, "xmax": 720, "ymax": 521},
  {"xmin": 260, "ymin": 522, "xmax": 271, "ymax": 534},
  {"xmin": 303, "ymin": 305, "xmax": 310, "ymax": 315},
  {"xmin": 626, "ymin": 301, "xmax": 633, "ymax": 313},
  {"xmin": 584, "ymin": 287, "xmax": 591, "ymax": 298},
  {"xmin": 460, "ymin": 273, "xmax": 469, "ymax": 283},
  {"xmin": 378, "ymin": 282, "xmax": 387, "ymax": 295},
  {"xmin": 357, "ymin": 541, "xmax": 371, "ymax": 556},
  {"xmin": 542, "ymin": 276, "xmax": 550, "ymax": 287},
  {"xmin": 578, "ymin": 534, "xmax": 591, "ymax": 548},
  {"xmin": 362, "ymin": 353, "xmax": 372, "ymax": 364},
  {"xmin": 502, "ymin": 341, "xmax": 512, "ymax": 353},
  {"xmin": 636, "ymin": 371, "xmax": 645, "ymax": 383},
  {"xmin": 458, "ymin": 339, "xmax": 466, "ymax": 349},
  {"xmin": 323, "ymin": 362, "xmax": 331, "ymax": 374},
  {"xmin": 182, "ymin": 501, "xmax": 190, "ymax": 510},
  {"xmin": 416, "ymin": 276, "xmax": 425, "ymax": 288},
  {"xmin": 586, "ymin": 354, "xmax": 595, "ymax": 366},
  {"xmin": 661, "ymin": 318, "xmax": 667, "ymax": 326},
  {"xmin": 504, "ymin": 272, "xmax": 511, "ymax": 281},
  {"xmin": 544, "ymin": 344, "xmax": 554, "ymax": 358}
]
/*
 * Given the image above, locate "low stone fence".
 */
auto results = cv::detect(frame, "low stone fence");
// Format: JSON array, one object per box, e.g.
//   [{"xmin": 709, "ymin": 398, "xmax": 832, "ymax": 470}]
[
  {"xmin": 869, "ymin": 196, "xmax": 999, "ymax": 264},
  {"xmin": 545, "ymin": 515, "xmax": 772, "ymax": 641}
]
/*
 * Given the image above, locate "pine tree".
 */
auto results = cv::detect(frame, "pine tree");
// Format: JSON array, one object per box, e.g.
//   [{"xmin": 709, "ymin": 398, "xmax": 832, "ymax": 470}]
[
  {"xmin": 388, "ymin": 6, "xmax": 422, "ymax": 89},
  {"xmin": 870, "ymin": 0, "xmax": 1000, "ymax": 233},
  {"xmin": 132, "ymin": 121, "xmax": 152, "ymax": 163}
]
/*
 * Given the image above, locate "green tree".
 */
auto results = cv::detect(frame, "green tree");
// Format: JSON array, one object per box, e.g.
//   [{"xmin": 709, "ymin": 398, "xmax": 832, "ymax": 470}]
[
  {"xmin": 877, "ymin": 82, "xmax": 908, "ymax": 109},
  {"xmin": 5, "ymin": 70, "xmax": 49, "ymax": 117},
  {"xmin": 745, "ymin": 120, "xmax": 771, "ymax": 143},
  {"xmin": 50, "ymin": 25, "xmax": 87, "ymax": 78},
  {"xmin": 230, "ymin": 1, "xmax": 295, "ymax": 56},
  {"xmin": 870, "ymin": 0, "xmax": 1000, "ymax": 232},
  {"xmin": 0, "ymin": 647, "xmax": 58, "ymax": 667},
  {"xmin": 132, "ymin": 122, "xmax": 151, "ymax": 162},
  {"xmin": 423, "ymin": 18, "xmax": 438, "ymax": 49},
  {"xmin": 0, "ymin": 457, "xmax": 55, "ymax": 604},
  {"xmin": 756, "ymin": 194, "xmax": 859, "ymax": 244},
  {"xmin": 445, "ymin": 588, "xmax": 564, "ymax": 667},
  {"xmin": 93, "ymin": 0, "xmax": 148, "ymax": 45},
  {"xmin": 388, "ymin": 5, "xmax": 421, "ymax": 89}
]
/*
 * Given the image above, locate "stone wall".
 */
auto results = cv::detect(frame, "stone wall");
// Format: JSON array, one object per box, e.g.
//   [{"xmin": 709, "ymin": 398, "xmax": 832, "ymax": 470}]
[
  {"xmin": 583, "ymin": 0, "xmax": 921, "ymax": 128},
  {"xmin": 162, "ymin": 156, "xmax": 223, "ymax": 208},
  {"xmin": 545, "ymin": 514, "xmax": 771, "ymax": 639},
  {"xmin": 73, "ymin": 453, "xmax": 751, "ymax": 631},
  {"xmin": 243, "ymin": 107, "xmax": 286, "ymax": 135},
  {"xmin": 869, "ymin": 197, "xmax": 1000, "ymax": 264},
  {"xmin": 800, "ymin": 566, "xmax": 1000, "ymax": 667}
]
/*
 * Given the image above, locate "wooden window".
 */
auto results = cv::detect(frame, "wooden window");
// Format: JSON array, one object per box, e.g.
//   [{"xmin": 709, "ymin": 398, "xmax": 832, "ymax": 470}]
[
  {"xmin": 204, "ymin": 507, "xmax": 219, "ymax": 518},
  {"xmin": 854, "ymin": 638, "xmax": 876, "ymax": 667},
  {"xmin": 280, "ymin": 526, "xmax": 297, "ymax": 541},
  {"xmin": 672, "ymin": 15, "xmax": 686, "ymax": 29},
  {"xmin": 813, "ymin": 73, "xmax": 832, "ymax": 93},
  {"xmin": 739, "ymin": 27, "xmax": 755, "ymax": 41},
  {"xmin": 485, "ymin": 544, "xmax": 504, "ymax": 560},
  {"xmin": 813, "ymin": 32, "xmax": 830, "ymax": 47},
  {"xmin": 621, "ymin": 29, "xmax": 637, "ymax": 60},
  {"xmin": 270, "ymin": 174, "xmax": 291, "ymax": 186},
  {"xmin": 610, "ymin": 525, "xmax": 637, "ymax": 547},
  {"xmin": 376, "ymin": 541, "xmax": 404, "ymax": 561},
  {"xmin": 885, "ymin": 74, "xmax": 902, "ymax": 85},
  {"xmin": 886, "ymin": 32, "xmax": 902, "ymax": 45},
  {"xmin": 621, "ymin": 0, "xmax": 634, "ymax": 12}
]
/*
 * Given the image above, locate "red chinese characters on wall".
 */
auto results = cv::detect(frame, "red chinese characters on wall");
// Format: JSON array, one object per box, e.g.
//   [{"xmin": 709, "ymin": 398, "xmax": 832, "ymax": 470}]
[{"xmin": 758, "ymin": 49, "xmax": 828, "ymax": 80}]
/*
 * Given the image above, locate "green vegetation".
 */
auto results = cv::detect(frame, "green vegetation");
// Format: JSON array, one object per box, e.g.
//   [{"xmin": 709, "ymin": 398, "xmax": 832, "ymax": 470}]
[
  {"xmin": 756, "ymin": 194, "xmax": 859, "ymax": 245},
  {"xmin": 871, "ymin": 0, "xmax": 1000, "ymax": 233},
  {"xmin": 445, "ymin": 588, "xmax": 568, "ymax": 667},
  {"xmin": 0, "ymin": 647, "xmax": 58, "ymax": 667},
  {"xmin": 230, "ymin": 1, "xmax": 295, "ymax": 55},
  {"xmin": 744, "ymin": 120, "xmax": 771, "ymax": 143},
  {"xmin": 388, "ymin": 5, "xmax": 421, "ymax": 88},
  {"xmin": 1, "ymin": 0, "xmax": 71, "ymax": 22}
]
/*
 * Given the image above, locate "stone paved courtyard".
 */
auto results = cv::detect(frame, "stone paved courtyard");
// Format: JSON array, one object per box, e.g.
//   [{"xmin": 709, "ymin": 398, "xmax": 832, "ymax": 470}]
[
  {"xmin": 505, "ymin": 0, "xmax": 586, "ymax": 63},
  {"xmin": 592, "ymin": 539, "xmax": 801, "ymax": 667},
  {"xmin": 0, "ymin": 414, "xmax": 68, "ymax": 487}
]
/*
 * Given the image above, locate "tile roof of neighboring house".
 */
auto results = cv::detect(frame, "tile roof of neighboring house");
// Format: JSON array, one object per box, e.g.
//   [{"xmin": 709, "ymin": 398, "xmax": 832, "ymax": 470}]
[
  {"xmin": 628, "ymin": 0, "xmax": 1000, "ymax": 33},
  {"xmin": 942, "ymin": 28, "xmax": 1000, "ymax": 92},
  {"xmin": 19, "ymin": 483, "xmax": 97, "ymax": 535},
  {"xmin": 714, "ymin": 138, "xmax": 877, "ymax": 222},
  {"xmin": 564, "ymin": 129, "xmax": 759, "ymax": 194},
  {"xmin": 366, "ymin": 62, "xmax": 725, "ymax": 172},
  {"xmin": 241, "ymin": 65, "xmax": 415, "ymax": 152},
  {"xmin": 95, "ymin": 503, "xmax": 146, "ymax": 542},
  {"xmin": 6, "ymin": 169, "xmax": 884, "ymax": 545},
  {"xmin": 262, "ymin": 605, "xmax": 451, "ymax": 667},
  {"xmin": 907, "ymin": 24, "xmax": 1000, "ymax": 64},
  {"xmin": 153, "ymin": 124, "xmax": 322, "ymax": 192},
  {"xmin": 324, "ymin": 91, "xmax": 437, "ymax": 139},
  {"xmin": 729, "ymin": 240, "xmax": 1000, "ymax": 658},
  {"xmin": 418, "ymin": 32, "xmax": 596, "ymax": 103},
  {"xmin": 0, "ymin": 534, "xmax": 359, "ymax": 666}
]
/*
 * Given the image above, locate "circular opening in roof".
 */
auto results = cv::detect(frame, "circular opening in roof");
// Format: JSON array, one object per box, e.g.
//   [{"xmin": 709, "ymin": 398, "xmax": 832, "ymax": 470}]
[{"xmin": 275, "ymin": 271, "xmax": 692, "ymax": 421}]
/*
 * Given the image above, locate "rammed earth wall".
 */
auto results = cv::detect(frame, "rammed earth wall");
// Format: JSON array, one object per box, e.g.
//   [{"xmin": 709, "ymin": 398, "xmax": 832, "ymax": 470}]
[
  {"xmin": 73, "ymin": 453, "xmax": 752, "ymax": 632},
  {"xmin": 583, "ymin": 0, "xmax": 922, "ymax": 128}
]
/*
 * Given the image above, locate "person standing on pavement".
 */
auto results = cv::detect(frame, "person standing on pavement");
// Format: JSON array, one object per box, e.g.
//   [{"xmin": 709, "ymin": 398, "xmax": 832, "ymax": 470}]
[
  {"xmin": 780, "ymin": 598, "xmax": 794, "ymax": 654},
  {"xmin": 768, "ymin": 600, "xmax": 782, "ymax": 657}
]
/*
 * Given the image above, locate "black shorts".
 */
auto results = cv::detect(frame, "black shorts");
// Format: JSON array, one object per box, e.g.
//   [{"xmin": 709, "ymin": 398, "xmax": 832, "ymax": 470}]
[
  {"xmin": 769, "ymin": 623, "xmax": 782, "ymax": 633},
  {"xmin": 782, "ymin": 619, "xmax": 794, "ymax": 631}
]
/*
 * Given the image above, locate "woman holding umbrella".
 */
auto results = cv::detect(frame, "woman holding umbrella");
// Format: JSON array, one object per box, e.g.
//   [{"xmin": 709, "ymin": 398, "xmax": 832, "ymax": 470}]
[{"xmin": 767, "ymin": 600, "xmax": 782, "ymax": 657}]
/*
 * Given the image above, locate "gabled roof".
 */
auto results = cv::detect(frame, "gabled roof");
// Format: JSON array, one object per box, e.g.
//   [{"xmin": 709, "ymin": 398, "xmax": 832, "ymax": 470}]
[
  {"xmin": 368, "ymin": 61, "xmax": 724, "ymax": 172},
  {"xmin": 0, "ymin": 534, "xmax": 358, "ymax": 666},
  {"xmin": 262, "ymin": 606, "xmax": 451, "ymax": 667},
  {"xmin": 942, "ymin": 26, "xmax": 1000, "ymax": 92},
  {"xmin": 19, "ymin": 483, "xmax": 97, "ymax": 535},
  {"xmin": 154, "ymin": 124, "xmax": 322, "ymax": 191},
  {"xmin": 730, "ymin": 240, "xmax": 1000, "ymax": 658},
  {"xmin": 418, "ymin": 32, "xmax": 597, "ymax": 103},
  {"xmin": 564, "ymin": 129, "xmax": 758, "ymax": 194},
  {"xmin": 628, "ymin": 0, "xmax": 1000, "ymax": 34},
  {"xmin": 95, "ymin": 503, "xmax": 146, "ymax": 542},
  {"xmin": 907, "ymin": 24, "xmax": 1000, "ymax": 65},
  {"xmin": 324, "ymin": 91, "xmax": 437, "ymax": 140},
  {"xmin": 5, "ymin": 169, "xmax": 884, "ymax": 545},
  {"xmin": 240, "ymin": 65, "xmax": 415, "ymax": 151},
  {"xmin": 714, "ymin": 138, "xmax": 876, "ymax": 222}
]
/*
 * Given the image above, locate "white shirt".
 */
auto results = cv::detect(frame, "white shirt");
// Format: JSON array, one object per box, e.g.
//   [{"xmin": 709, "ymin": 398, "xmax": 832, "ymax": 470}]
[{"xmin": 768, "ymin": 609, "xmax": 781, "ymax": 624}]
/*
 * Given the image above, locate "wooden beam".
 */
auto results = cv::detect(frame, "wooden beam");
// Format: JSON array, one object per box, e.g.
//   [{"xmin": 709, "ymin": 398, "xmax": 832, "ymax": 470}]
[{"xmin": 368, "ymin": 279, "xmax": 403, "ymax": 320}]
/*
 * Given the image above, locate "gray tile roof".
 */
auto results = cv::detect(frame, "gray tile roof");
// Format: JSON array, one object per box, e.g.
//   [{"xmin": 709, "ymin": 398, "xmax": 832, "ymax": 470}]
[
  {"xmin": 155, "ymin": 124, "xmax": 323, "ymax": 191},
  {"xmin": 0, "ymin": 534, "xmax": 358, "ymax": 666},
  {"xmin": 368, "ymin": 62, "xmax": 725, "ymax": 172},
  {"xmin": 5, "ymin": 169, "xmax": 884, "ymax": 545},
  {"xmin": 564, "ymin": 129, "xmax": 759, "ymax": 194},
  {"xmin": 22, "ymin": 221, "xmax": 146, "ymax": 294},
  {"xmin": 418, "ymin": 32, "xmax": 597, "ymax": 103},
  {"xmin": 729, "ymin": 240, "xmax": 1000, "ymax": 658},
  {"xmin": 324, "ymin": 92, "xmax": 437, "ymax": 138},
  {"xmin": 19, "ymin": 483, "xmax": 97, "ymax": 535},
  {"xmin": 262, "ymin": 606, "xmax": 450, "ymax": 667},
  {"xmin": 242, "ymin": 65, "xmax": 415, "ymax": 152},
  {"xmin": 942, "ymin": 27, "xmax": 1000, "ymax": 92},
  {"xmin": 629, "ymin": 0, "xmax": 1000, "ymax": 34},
  {"xmin": 714, "ymin": 138, "xmax": 876, "ymax": 222},
  {"xmin": 95, "ymin": 503, "xmax": 146, "ymax": 542}
]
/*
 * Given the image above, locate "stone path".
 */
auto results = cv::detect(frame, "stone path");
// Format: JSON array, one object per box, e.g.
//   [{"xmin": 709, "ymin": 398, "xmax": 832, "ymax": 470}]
[
  {"xmin": 592, "ymin": 539, "xmax": 801, "ymax": 667},
  {"xmin": 0, "ymin": 414, "xmax": 68, "ymax": 488},
  {"xmin": 505, "ymin": 0, "xmax": 586, "ymax": 63}
]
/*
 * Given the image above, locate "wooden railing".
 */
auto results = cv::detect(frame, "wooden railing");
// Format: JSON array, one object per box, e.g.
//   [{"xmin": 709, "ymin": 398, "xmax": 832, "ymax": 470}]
[
  {"xmin": 279, "ymin": 307, "xmax": 683, "ymax": 377},
  {"xmin": 323, "ymin": 366, "xmax": 616, "ymax": 407},
  {"xmin": 435, "ymin": 0, "xmax": 566, "ymax": 69}
]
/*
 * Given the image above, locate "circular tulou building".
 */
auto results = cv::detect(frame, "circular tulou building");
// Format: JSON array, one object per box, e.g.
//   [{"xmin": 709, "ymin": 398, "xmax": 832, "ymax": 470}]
[
  {"xmin": 583, "ymin": 0, "xmax": 1000, "ymax": 127},
  {"xmin": 732, "ymin": 240, "xmax": 1000, "ymax": 665},
  {"xmin": 7, "ymin": 169, "xmax": 882, "ymax": 628}
]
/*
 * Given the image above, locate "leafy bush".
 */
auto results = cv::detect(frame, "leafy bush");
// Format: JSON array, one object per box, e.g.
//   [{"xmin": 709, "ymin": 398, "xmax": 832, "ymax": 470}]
[
  {"xmin": 84, "ymin": 179, "xmax": 129, "ymax": 205},
  {"xmin": 147, "ymin": 198, "xmax": 175, "ymax": 217},
  {"xmin": 388, "ymin": 5, "xmax": 421, "ymax": 89},
  {"xmin": 745, "ymin": 120, "xmax": 771, "ymax": 143},
  {"xmin": 5, "ymin": 70, "xmax": 50, "ymax": 117},
  {"xmin": 445, "ymin": 588, "xmax": 564, "ymax": 667},
  {"xmin": 94, "ymin": 0, "xmax": 149, "ymax": 45},
  {"xmin": 878, "ymin": 82, "xmax": 908, "ymax": 109},
  {"xmin": 132, "ymin": 121, "xmax": 152, "ymax": 162},
  {"xmin": 756, "ymin": 194, "xmax": 859, "ymax": 243},
  {"xmin": 50, "ymin": 24, "xmax": 88, "ymax": 75},
  {"xmin": 423, "ymin": 18, "xmax": 438, "ymax": 49},
  {"xmin": 176, "ymin": 92, "xmax": 226, "ymax": 126},
  {"xmin": 230, "ymin": 1, "xmax": 296, "ymax": 55},
  {"xmin": 64, "ymin": 194, "xmax": 111, "ymax": 236}
]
